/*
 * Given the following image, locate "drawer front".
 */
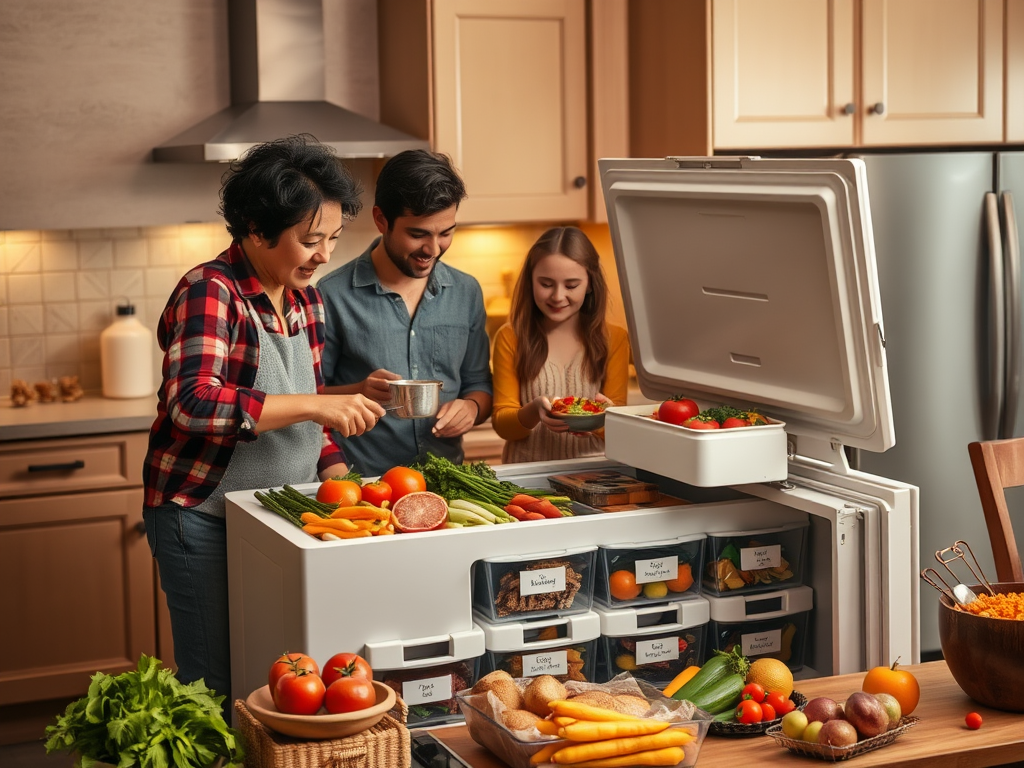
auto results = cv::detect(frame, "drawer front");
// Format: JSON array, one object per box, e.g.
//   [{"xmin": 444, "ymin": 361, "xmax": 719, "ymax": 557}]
[{"xmin": 0, "ymin": 432, "xmax": 147, "ymax": 498}]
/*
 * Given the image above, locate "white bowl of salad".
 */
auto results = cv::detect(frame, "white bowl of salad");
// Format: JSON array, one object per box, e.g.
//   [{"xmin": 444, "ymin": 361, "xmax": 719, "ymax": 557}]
[{"xmin": 549, "ymin": 397, "xmax": 607, "ymax": 432}]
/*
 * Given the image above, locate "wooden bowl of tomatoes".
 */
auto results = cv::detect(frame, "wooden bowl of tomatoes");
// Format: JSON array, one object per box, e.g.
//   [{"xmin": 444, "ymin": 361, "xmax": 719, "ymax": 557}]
[{"xmin": 245, "ymin": 680, "xmax": 396, "ymax": 739}]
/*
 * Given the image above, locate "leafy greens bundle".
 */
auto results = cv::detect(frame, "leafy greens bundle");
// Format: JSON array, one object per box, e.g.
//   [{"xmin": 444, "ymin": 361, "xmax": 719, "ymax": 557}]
[{"xmin": 44, "ymin": 655, "xmax": 243, "ymax": 768}]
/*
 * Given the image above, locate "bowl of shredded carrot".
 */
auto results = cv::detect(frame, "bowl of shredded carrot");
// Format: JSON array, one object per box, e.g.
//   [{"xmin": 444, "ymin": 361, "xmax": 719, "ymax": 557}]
[{"xmin": 939, "ymin": 582, "xmax": 1024, "ymax": 712}]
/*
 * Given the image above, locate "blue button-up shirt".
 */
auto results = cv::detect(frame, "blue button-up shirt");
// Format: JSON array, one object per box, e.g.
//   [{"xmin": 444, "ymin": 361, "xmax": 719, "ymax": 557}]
[{"xmin": 318, "ymin": 238, "xmax": 493, "ymax": 475}]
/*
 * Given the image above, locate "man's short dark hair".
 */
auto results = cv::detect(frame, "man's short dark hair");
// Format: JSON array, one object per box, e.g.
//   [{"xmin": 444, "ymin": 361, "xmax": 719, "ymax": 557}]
[
  {"xmin": 219, "ymin": 134, "xmax": 363, "ymax": 245},
  {"xmin": 374, "ymin": 149, "xmax": 467, "ymax": 227}
]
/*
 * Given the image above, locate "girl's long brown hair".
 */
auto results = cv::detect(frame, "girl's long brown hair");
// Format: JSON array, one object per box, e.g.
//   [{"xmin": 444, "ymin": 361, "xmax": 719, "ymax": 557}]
[{"xmin": 510, "ymin": 226, "xmax": 610, "ymax": 385}]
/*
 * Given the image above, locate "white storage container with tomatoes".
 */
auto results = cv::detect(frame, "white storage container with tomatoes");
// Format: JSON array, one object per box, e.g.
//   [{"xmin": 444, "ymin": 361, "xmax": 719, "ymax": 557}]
[{"xmin": 225, "ymin": 157, "xmax": 921, "ymax": 718}]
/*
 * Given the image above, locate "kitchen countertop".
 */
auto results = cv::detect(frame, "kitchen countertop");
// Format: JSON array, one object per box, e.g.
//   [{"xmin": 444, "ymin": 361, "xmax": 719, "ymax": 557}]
[
  {"xmin": 0, "ymin": 392, "xmax": 158, "ymax": 441},
  {"xmin": 425, "ymin": 661, "xmax": 1024, "ymax": 768}
]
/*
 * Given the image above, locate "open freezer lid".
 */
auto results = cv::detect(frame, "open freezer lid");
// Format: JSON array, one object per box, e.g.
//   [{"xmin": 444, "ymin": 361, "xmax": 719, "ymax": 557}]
[{"xmin": 599, "ymin": 156, "xmax": 894, "ymax": 452}]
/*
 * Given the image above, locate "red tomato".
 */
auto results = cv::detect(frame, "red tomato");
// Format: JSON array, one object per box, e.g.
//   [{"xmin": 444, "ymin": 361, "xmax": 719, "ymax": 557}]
[
  {"xmin": 322, "ymin": 652, "xmax": 373, "ymax": 688},
  {"xmin": 741, "ymin": 683, "xmax": 766, "ymax": 703},
  {"xmin": 760, "ymin": 703, "xmax": 777, "ymax": 721},
  {"xmin": 764, "ymin": 690, "xmax": 787, "ymax": 712},
  {"xmin": 381, "ymin": 466, "xmax": 427, "ymax": 503},
  {"xmin": 658, "ymin": 397, "xmax": 699, "ymax": 425},
  {"xmin": 316, "ymin": 478, "xmax": 362, "ymax": 505},
  {"xmin": 325, "ymin": 676, "xmax": 377, "ymax": 714},
  {"xmin": 965, "ymin": 712, "xmax": 983, "ymax": 730},
  {"xmin": 735, "ymin": 699, "xmax": 763, "ymax": 724},
  {"xmin": 274, "ymin": 670, "xmax": 326, "ymax": 715},
  {"xmin": 775, "ymin": 697, "xmax": 796, "ymax": 716},
  {"xmin": 361, "ymin": 480, "xmax": 392, "ymax": 507},
  {"xmin": 268, "ymin": 652, "xmax": 320, "ymax": 692},
  {"xmin": 722, "ymin": 417, "xmax": 749, "ymax": 429},
  {"xmin": 683, "ymin": 417, "xmax": 719, "ymax": 430}
]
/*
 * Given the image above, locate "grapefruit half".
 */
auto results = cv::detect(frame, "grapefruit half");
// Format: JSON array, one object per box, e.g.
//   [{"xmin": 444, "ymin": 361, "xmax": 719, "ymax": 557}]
[{"xmin": 391, "ymin": 491, "xmax": 449, "ymax": 533}]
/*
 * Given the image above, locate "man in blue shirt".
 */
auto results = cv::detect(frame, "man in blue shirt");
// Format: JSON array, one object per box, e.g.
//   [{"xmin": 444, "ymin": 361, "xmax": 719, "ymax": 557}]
[{"xmin": 318, "ymin": 150, "xmax": 493, "ymax": 475}]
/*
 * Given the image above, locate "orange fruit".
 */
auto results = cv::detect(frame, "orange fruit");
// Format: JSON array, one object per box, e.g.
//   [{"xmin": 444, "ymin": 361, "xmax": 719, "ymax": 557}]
[
  {"xmin": 381, "ymin": 466, "xmax": 427, "ymax": 502},
  {"xmin": 861, "ymin": 659, "xmax": 920, "ymax": 715},
  {"xmin": 746, "ymin": 658, "xmax": 794, "ymax": 698},
  {"xmin": 609, "ymin": 570, "xmax": 641, "ymax": 601},
  {"xmin": 665, "ymin": 563, "xmax": 694, "ymax": 593},
  {"xmin": 316, "ymin": 478, "xmax": 362, "ymax": 506}
]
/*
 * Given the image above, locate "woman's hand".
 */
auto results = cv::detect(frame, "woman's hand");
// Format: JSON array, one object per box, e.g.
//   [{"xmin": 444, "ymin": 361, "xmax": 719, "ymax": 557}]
[
  {"xmin": 595, "ymin": 392, "xmax": 613, "ymax": 406},
  {"xmin": 314, "ymin": 394, "xmax": 386, "ymax": 437},
  {"xmin": 532, "ymin": 396, "xmax": 571, "ymax": 433}
]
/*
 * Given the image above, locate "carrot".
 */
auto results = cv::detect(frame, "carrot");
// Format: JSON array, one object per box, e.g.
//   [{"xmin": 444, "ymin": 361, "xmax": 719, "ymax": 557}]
[
  {"xmin": 662, "ymin": 665, "xmax": 700, "ymax": 697},
  {"xmin": 558, "ymin": 720, "xmax": 669, "ymax": 742},
  {"xmin": 531, "ymin": 499, "xmax": 563, "ymax": 519},
  {"xmin": 505, "ymin": 504, "xmax": 531, "ymax": 521},
  {"xmin": 553, "ymin": 716, "xmax": 577, "ymax": 727},
  {"xmin": 510, "ymin": 493, "xmax": 542, "ymax": 508},
  {"xmin": 534, "ymin": 719, "xmax": 560, "ymax": 736},
  {"xmin": 551, "ymin": 729, "xmax": 692, "ymax": 764},
  {"xmin": 330, "ymin": 506, "xmax": 388, "ymax": 521},
  {"xmin": 523, "ymin": 511, "xmax": 546, "ymax": 520},
  {"xmin": 302, "ymin": 512, "xmax": 359, "ymax": 530},
  {"xmin": 301, "ymin": 524, "xmax": 372, "ymax": 539},
  {"xmin": 552, "ymin": 747, "xmax": 685, "ymax": 767},
  {"xmin": 530, "ymin": 742, "xmax": 562, "ymax": 765},
  {"xmin": 550, "ymin": 701, "xmax": 642, "ymax": 723}
]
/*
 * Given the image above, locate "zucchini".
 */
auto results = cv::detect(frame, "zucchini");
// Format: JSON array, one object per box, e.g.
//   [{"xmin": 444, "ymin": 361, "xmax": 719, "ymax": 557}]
[
  {"xmin": 688, "ymin": 673, "xmax": 746, "ymax": 714},
  {"xmin": 672, "ymin": 647, "xmax": 749, "ymax": 701},
  {"xmin": 713, "ymin": 708, "xmax": 738, "ymax": 723}
]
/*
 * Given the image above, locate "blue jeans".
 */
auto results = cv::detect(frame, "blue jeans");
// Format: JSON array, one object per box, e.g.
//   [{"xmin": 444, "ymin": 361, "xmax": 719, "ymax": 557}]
[{"xmin": 143, "ymin": 503, "xmax": 231, "ymax": 713}]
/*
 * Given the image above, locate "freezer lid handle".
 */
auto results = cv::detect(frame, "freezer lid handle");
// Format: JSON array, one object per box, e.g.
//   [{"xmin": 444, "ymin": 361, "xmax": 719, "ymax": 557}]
[
  {"xmin": 1000, "ymin": 191, "xmax": 1021, "ymax": 439},
  {"xmin": 985, "ymin": 192, "xmax": 1006, "ymax": 441}
]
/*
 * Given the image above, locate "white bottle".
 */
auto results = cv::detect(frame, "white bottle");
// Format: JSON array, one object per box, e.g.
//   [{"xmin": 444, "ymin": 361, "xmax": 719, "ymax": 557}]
[{"xmin": 100, "ymin": 303, "xmax": 154, "ymax": 398}]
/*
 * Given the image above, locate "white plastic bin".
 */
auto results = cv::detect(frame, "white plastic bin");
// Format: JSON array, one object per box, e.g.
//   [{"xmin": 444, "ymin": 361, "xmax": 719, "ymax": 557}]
[{"xmin": 705, "ymin": 586, "xmax": 813, "ymax": 671}]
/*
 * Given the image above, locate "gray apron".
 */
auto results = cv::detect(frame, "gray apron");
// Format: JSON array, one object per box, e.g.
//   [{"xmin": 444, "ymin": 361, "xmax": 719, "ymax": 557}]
[{"xmin": 196, "ymin": 302, "xmax": 322, "ymax": 516}]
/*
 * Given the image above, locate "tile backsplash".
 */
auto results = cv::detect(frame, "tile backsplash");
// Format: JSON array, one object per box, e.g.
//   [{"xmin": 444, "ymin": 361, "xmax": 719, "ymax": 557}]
[{"xmin": 0, "ymin": 221, "xmax": 621, "ymax": 399}]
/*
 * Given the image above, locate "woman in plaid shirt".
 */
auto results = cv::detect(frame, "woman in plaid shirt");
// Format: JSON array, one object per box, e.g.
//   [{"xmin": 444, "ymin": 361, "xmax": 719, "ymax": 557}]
[{"xmin": 142, "ymin": 136, "xmax": 383, "ymax": 709}]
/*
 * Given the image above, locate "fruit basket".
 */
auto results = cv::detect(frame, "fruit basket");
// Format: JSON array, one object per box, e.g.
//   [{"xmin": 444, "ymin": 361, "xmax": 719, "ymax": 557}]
[
  {"xmin": 707, "ymin": 690, "xmax": 807, "ymax": 737},
  {"xmin": 765, "ymin": 716, "xmax": 920, "ymax": 761}
]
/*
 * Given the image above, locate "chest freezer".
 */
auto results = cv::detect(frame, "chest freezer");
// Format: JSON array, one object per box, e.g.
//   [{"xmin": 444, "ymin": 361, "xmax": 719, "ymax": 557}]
[{"xmin": 224, "ymin": 157, "xmax": 919, "ymax": 707}]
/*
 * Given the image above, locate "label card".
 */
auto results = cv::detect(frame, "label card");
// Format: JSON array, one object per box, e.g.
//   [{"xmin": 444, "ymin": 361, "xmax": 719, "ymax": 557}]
[
  {"xmin": 741, "ymin": 628, "xmax": 782, "ymax": 657},
  {"xmin": 523, "ymin": 650, "xmax": 568, "ymax": 676},
  {"xmin": 520, "ymin": 566, "xmax": 566, "ymax": 596},
  {"xmin": 635, "ymin": 555, "xmax": 678, "ymax": 584},
  {"xmin": 636, "ymin": 637, "xmax": 680, "ymax": 664},
  {"xmin": 402, "ymin": 674, "xmax": 453, "ymax": 705},
  {"xmin": 740, "ymin": 544, "xmax": 781, "ymax": 570}
]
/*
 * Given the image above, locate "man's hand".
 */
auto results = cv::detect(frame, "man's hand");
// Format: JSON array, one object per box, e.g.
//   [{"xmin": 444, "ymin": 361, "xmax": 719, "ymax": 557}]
[
  {"xmin": 432, "ymin": 398, "xmax": 480, "ymax": 438},
  {"xmin": 314, "ymin": 394, "xmax": 386, "ymax": 437},
  {"xmin": 360, "ymin": 368, "xmax": 402, "ymax": 403}
]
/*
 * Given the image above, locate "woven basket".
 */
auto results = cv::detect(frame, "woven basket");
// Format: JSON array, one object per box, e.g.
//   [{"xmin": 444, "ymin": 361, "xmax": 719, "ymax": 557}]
[{"xmin": 234, "ymin": 698, "xmax": 410, "ymax": 768}]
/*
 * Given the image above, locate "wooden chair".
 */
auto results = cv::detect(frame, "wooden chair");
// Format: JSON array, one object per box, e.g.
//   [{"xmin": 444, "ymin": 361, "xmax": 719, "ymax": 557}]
[{"xmin": 967, "ymin": 439, "xmax": 1024, "ymax": 583}]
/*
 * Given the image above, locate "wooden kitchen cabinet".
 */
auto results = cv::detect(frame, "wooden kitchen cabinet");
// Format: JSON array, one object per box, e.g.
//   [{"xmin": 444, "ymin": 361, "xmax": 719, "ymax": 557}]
[
  {"xmin": 0, "ymin": 432, "xmax": 171, "ymax": 744},
  {"xmin": 379, "ymin": 0, "xmax": 589, "ymax": 223},
  {"xmin": 633, "ymin": 0, "xmax": 1009, "ymax": 155}
]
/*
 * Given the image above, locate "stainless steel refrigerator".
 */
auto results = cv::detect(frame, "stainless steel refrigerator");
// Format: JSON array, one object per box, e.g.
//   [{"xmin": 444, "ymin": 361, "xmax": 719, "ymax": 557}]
[{"xmin": 853, "ymin": 151, "xmax": 1024, "ymax": 655}]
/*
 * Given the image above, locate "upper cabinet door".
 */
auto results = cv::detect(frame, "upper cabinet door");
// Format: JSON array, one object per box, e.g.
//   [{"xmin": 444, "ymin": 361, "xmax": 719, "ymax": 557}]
[
  {"xmin": 712, "ymin": 0, "xmax": 856, "ymax": 149},
  {"xmin": 861, "ymin": 0, "xmax": 1003, "ymax": 145},
  {"xmin": 432, "ymin": 0, "xmax": 588, "ymax": 223}
]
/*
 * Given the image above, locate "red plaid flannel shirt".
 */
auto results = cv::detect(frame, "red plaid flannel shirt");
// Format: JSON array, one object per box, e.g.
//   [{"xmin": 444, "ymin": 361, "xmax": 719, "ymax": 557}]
[{"xmin": 143, "ymin": 242, "xmax": 345, "ymax": 507}]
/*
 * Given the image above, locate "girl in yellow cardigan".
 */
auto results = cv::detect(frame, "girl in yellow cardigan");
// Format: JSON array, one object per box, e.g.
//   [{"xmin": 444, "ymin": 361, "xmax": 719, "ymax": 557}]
[{"xmin": 492, "ymin": 227, "xmax": 630, "ymax": 463}]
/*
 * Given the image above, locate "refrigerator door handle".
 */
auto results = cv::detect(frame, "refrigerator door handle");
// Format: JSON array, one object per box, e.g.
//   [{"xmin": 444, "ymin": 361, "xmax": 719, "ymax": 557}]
[
  {"xmin": 985, "ymin": 192, "xmax": 1006, "ymax": 441},
  {"xmin": 999, "ymin": 191, "xmax": 1021, "ymax": 439}
]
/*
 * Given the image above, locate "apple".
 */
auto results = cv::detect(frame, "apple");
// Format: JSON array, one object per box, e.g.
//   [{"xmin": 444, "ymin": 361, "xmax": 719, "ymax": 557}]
[
  {"xmin": 873, "ymin": 692, "xmax": 902, "ymax": 730},
  {"xmin": 802, "ymin": 720, "xmax": 825, "ymax": 743},
  {"xmin": 781, "ymin": 710, "xmax": 809, "ymax": 740}
]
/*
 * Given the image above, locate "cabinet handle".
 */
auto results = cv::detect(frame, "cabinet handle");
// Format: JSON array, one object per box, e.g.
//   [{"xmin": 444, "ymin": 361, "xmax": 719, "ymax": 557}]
[
  {"xmin": 869, "ymin": 102, "xmax": 886, "ymax": 115},
  {"xmin": 27, "ymin": 460, "xmax": 85, "ymax": 472},
  {"xmin": 135, "ymin": 521, "xmax": 147, "ymax": 535},
  {"xmin": 573, "ymin": 176, "xmax": 587, "ymax": 189},
  {"xmin": 842, "ymin": 103, "xmax": 856, "ymax": 116}
]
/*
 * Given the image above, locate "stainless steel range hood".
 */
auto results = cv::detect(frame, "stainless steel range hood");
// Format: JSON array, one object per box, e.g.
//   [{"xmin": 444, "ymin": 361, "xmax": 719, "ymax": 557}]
[{"xmin": 153, "ymin": 0, "xmax": 428, "ymax": 162}]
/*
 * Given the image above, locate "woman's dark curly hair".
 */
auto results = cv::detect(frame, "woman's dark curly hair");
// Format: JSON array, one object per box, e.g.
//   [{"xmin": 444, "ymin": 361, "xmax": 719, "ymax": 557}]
[{"xmin": 219, "ymin": 134, "xmax": 363, "ymax": 245}]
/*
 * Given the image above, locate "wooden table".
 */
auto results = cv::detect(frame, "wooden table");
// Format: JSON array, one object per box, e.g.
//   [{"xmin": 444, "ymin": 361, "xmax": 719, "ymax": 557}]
[{"xmin": 429, "ymin": 662, "xmax": 1024, "ymax": 768}]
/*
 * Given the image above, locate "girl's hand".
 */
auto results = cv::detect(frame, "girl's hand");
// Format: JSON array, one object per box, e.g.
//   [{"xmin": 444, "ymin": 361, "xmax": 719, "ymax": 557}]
[
  {"xmin": 315, "ymin": 394, "xmax": 386, "ymax": 437},
  {"xmin": 534, "ymin": 396, "xmax": 571, "ymax": 432},
  {"xmin": 595, "ymin": 392, "xmax": 613, "ymax": 406}
]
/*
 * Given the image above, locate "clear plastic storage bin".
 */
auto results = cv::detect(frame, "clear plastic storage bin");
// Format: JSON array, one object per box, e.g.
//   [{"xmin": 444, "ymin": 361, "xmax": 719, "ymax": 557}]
[
  {"xmin": 596, "ymin": 598, "xmax": 709, "ymax": 686},
  {"xmin": 374, "ymin": 656, "xmax": 480, "ymax": 726},
  {"xmin": 595, "ymin": 534, "xmax": 706, "ymax": 608},
  {"xmin": 473, "ymin": 546, "xmax": 597, "ymax": 623},
  {"xmin": 478, "ymin": 612, "xmax": 600, "ymax": 683},
  {"xmin": 702, "ymin": 521, "xmax": 808, "ymax": 596},
  {"xmin": 705, "ymin": 585, "xmax": 813, "ymax": 671}
]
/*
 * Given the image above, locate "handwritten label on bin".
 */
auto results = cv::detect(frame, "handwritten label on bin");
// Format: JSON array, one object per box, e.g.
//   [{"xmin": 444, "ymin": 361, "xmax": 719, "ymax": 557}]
[
  {"xmin": 523, "ymin": 650, "xmax": 568, "ymax": 676},
  {"xmin": 401, "ymin": 674, "xmax": 453, "ymax": 706},
  {"xmin": 635, "ymin": 556, "xmax": 678, "ymax": 584},
  {"xmin": 519, "ymin": 566, "xmax": 566, "ymax": 596},
  {"xmin": 741, "ymin": 628, "xmax": 782, "ymax": 657},
  {"xmin": 636, "ymin": 637, "xmax": 679, "ymax": 664},
  {"xmin": 740, "ymin": 544, "xmax": 781, "ymax": 571}
]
